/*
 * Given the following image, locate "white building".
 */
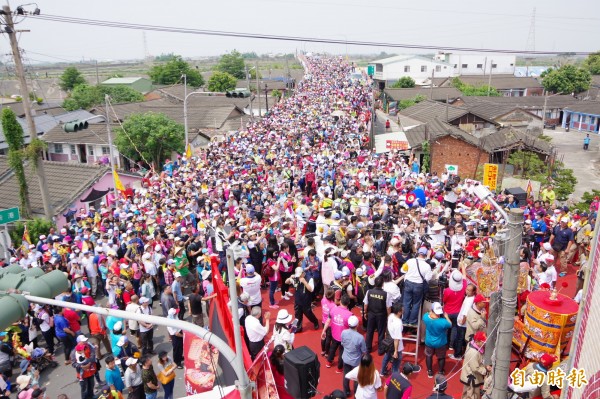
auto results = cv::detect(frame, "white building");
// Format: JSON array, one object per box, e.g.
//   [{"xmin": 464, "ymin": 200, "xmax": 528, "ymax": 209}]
[
  {"xmin": 433, "ymin": 52, "xmax": 516, "ymax": 76},
  {"xmin": 368, "ymin": 55, "xmax": 453, "ymax": 88}
]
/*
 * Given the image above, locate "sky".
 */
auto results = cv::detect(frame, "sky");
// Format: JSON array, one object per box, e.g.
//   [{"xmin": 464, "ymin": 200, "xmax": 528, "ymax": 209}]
[{"xmin": 4, "ymin": 0, "xmax": 600, "ymax": 63}]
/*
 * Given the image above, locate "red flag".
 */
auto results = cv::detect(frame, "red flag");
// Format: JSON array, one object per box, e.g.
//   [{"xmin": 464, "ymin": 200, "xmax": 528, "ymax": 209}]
[{"xmin": 210, "ymin": 260, "xmax": 252, "ymax": 369}]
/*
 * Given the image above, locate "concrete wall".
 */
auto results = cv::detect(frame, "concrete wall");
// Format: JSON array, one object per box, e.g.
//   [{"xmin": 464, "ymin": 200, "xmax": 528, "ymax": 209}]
[
  {"xmin": 47, "ymin": 143, "xmax": 122, "ymax": 167},
  {"xmin": 434, "ymin": 53, "xmax": 516, "ymax": 75},
  {"xmin": 372, "ymin": 58, "xmax": 453, "ymax": 83},
  {"xmin": 429, "ymin": 135, "xmax": 487, "ymax": 178}
]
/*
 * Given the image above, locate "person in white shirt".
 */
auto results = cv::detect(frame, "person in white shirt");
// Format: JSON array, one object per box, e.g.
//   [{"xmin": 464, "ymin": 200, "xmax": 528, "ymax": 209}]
[
  {"xmin": 381, "ymin": 302, "xmax": 404, "ymax": 376},
  {"xmin": 245, "ymin": 307, "xmax": 271, "ymax": 360},
  {"xmin": 544, "ymin": 255, "xmax": 558, "ymax": 289},
  {"xmin": 402, "ymin": 247, "xmax": 433, "ymax": 327},
  {"xmin": 454, "ymin": 283, "xmax": 476, "ymax": 360},
  {"xmin": 345, "ymin": 353, "xmax": 382, "ymax": 399},
  {"xmin": 272, "ymin": 309, "xmax": 295, "ymax": 353},
  {"xmin": 137, "ymin": 297, "xmax": 154, "ymax": 355},
  {"xmin": 239, "ymin": 265, "xmax": 263, "ymax": 307},
  {"xmin": 81, "ymin": 251, "xmax": 98, "ymax": 297}
]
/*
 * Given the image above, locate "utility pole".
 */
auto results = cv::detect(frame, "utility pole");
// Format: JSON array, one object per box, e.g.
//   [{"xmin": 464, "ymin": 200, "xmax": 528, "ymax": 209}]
[
  {"xmin": 183, "ymin": 73, "xmax": 188, "ymax": 146},
  {"xmin": 105, "ymin": 95, "xmax": 118, "ymax": 189},
  {"xmin": 487, "ymin": 60, "xmax": 494, "ymax": 97},
  {"xmin": 541, "ymin": 90, "xmax": 548, "ymax": 128},
  {"xmin": 95, "ymin": 59, "xmax": 100, "ymax": 85},
  {"xmin": 255, "ymin": 60, "xmax": 261, "ymax": 117},
  {"xmin": 491, "ymin": 208, "xmax": 524, "ymax": 399},
  {"xmin": 264, "ymin": 83, "xmax": 269, "ymax": 113},
  {"xmin": 429, "ymin": 69, "xmax": 435, "ymax": 100},
  {"xmin": 245, "ymin": 65, "xmax": 253, "ymax": 119},
  {"xmin": 4, "ymin": 5, "xmax": 53, "ymax": 220}
]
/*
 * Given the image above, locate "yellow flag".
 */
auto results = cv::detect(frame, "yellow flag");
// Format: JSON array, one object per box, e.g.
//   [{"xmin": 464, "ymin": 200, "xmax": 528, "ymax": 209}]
[
  {"xmin": 186, "ymin": 143, "xmax": 192, "ymax": 159},
  {"xmin": 113, "ymin": 168, "xmax": 125, "ymax": 192}
]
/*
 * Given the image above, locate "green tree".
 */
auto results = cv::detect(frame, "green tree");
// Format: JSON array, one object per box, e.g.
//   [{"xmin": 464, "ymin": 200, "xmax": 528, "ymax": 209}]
[
  {"xmin": 390, "ymin": 77, "xmax": 416, "ymax": 88},
  {"xmin": 398, "ymin": 94, "xmax": 426, "ymax": 110},
  {"xmin": 271, "ymin": 89, "xmax": 282, "ymax": 100},
  {"xmin": 10, "ymin": 218, "xmax": 54, "ymax": 246},
  {"xmin": 540, "ymin": 65, "xmax": 591, "ymax": 94},
  {"xmin": 63, "ymin": 84, "xmax": 144, "ymax": 111},
  {"xmin": 583, "ymin": 51, "xmax": 600, "ymax": 75},
  {"xmin": 149, "ymin": 56, "xmax": 204, "ymax": 87},
  {"xmin": 508, "ymin": 151, "xmax": 577, "ymax": 201},
  {"xmin": 59, "ymin": 67, "xmax": 86, "ymax": 91},
  {"xmin": 248, "ymin": 69, "xmax": 262, "ymax": 80},
  {"xmin": 574, "ymin": 189, "xmax": 600, "ymax": 212},
  {"xmin": 207, "ymin": 71, "xmax": 237, "ymax": 92},
  {"xmin": 1, "ymin": 108, "xmax": 31, "ymax": 218},
  {"xmin": 452, "ymin": 77, "xmax": 501, "ymax": 96},
  {"xmin": 215, "ymin": 50, "xmax": 246, "ymax": 79},
  {"xmin": 154, "ymin": 53, "xmax": 177, "ymax": 62},
  {"xmin": 114, "ymin": 112, "xmax": 184, "ymax": 169}
]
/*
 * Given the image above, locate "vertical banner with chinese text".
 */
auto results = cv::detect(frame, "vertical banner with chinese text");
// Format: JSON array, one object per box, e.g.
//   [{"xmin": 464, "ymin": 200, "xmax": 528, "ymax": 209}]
[{"xmin": 483, "ymin": 163, "xmax": 499, "ymax": 191}]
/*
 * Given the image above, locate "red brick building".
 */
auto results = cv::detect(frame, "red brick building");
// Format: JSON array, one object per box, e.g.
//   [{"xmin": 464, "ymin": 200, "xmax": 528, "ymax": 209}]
[{"xmin": 429, "ymin": 134, "xmax": 488, "ymax": 177}]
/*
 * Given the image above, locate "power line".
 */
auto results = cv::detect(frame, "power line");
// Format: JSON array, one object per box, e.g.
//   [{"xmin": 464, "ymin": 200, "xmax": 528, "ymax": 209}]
[{"xmin": 27, "ymin": 14, "xmax": 596, "ymax": 56}]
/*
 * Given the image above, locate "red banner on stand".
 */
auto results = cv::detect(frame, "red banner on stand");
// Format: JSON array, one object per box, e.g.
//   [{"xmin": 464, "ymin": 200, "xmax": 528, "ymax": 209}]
[{"xmin": 183, "ymin": 332, "xmax": 219, "ymax": 395}]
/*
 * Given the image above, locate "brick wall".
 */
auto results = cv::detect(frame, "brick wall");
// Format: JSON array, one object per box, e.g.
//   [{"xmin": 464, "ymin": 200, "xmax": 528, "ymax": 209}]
[{"xmin": 429, "ymin": 135, "xmax": 488, "ymax": 178}]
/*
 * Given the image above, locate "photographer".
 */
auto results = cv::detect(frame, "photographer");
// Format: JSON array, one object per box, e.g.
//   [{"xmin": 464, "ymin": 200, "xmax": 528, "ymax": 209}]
[
  {"xmin": 285, "ymin": 267, "xmax": 319, "ymax": 333},
  {"xmin": 443, "ymin": 176, "xmax": 461, "ymax": 216}
]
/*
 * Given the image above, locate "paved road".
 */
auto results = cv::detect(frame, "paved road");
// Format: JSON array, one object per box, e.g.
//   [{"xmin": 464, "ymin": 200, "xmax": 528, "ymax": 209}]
[
  {"xmin": 35, "ymin": 298, "xmax": 194, "ymax": 399},
  {"xmin": 543, "ymin": 128, "xmax": 600, "ymax": 201}
]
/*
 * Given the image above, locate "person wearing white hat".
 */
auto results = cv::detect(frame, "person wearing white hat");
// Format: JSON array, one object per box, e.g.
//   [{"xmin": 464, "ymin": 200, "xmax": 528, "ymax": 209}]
[
  {"xmin": 341, "ymin": 315, "xmax": 366, "ymax": 396},
  {"xmin": 285, "ymin": 267, "xmax": 319, "ymax": 333},
  {"xmin": 550, "ymin": 216, "xmax": 575, "ymax": 276},
  {"xmin": 272, "ymin": 309, "xmax": 295, "ymax": 353},
  {"xmin": 124, "ymin": 356, "xmax": 144, "ymax": 399},
  {"xmin": 443, "ymin": 270, "xmax": 466, "ymax": 359},
  {"xmin": 240, "ymin": 264, "xmax": 263, "ymax": 308},
  {"xmin": 138, "ymin": 297, "xmax": 155, "ymax": 355},
  {"xmin": 422, "ymin": 302, "xmax": 452, "ymax": 378}
]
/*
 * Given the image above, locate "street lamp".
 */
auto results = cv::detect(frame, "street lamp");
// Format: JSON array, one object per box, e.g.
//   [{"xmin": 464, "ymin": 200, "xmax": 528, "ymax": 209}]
[
  {"xmin": 182, "ymin": 74, "xmax": 217, "ymax": 147},
  {"xmin": 473, "ymin": 185, "xmax": 508, "ymax": 220}
]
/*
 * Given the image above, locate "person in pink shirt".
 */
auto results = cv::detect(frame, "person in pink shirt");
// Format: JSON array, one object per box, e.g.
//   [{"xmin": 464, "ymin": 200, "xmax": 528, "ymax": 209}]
[
  {"xmin": 320, "ymin": 287, "xmax": 336, "ymax": 356},
  {"xmin": 322, "ymin": 294, "xmax": 353, "ymax": 372}
]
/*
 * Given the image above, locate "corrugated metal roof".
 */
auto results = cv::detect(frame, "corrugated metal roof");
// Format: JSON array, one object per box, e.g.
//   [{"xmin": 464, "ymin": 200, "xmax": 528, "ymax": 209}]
[
  {"xmin": 564, "ymin": 102, "xmax": 600, "ymax": 115},
  {"xmin": 102, "ymin": 77, "xmax": 147, "ymax": 85},
  {"xmin": 0, "ymin": 109, "xmax": 95, "ymax": 150},
  {"xmin": 384, "ymin": 87, "xmax": 462, "ymax": 102},
  {"xmin": 0, "ymin": 156, "xmax": 109, "ymax": 216},
  {"xmin": 399, "ymin": 99, "xmax": 468, "ymax": 123},
  {"xmin": 405, "ymin": 118, "xmax": 481, "ymax": 149}
]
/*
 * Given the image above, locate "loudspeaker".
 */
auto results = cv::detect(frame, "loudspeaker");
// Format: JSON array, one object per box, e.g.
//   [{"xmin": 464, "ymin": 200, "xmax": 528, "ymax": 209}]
[
  {"xmin": 284, "ymin": 345, "xmax": 320, "ymax": 399},
  {"xmin": 504, "ymin": 187, "xmax": 527, "ymax": 205}
]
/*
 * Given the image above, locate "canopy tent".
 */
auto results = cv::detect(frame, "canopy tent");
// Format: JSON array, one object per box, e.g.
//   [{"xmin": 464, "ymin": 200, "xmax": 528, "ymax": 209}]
[{"xmin": 80, "ymin": 188, "xmax": 109, "ymax": 203}]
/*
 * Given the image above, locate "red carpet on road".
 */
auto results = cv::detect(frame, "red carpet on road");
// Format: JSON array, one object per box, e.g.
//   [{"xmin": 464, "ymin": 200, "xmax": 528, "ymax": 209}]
[{"xmin": 250, "ymin": 269, "xmax": 579, "ymax": 399}]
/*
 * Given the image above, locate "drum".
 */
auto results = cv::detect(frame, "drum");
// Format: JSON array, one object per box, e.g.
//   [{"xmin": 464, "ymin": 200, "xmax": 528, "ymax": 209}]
[{"xmin": 521, "ymin": 290, "xmax": 578, "ymax": 359}]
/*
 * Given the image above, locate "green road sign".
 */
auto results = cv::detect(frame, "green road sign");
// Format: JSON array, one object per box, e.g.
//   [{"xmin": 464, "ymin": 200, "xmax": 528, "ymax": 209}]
[
  {"xmin": 0, "ymin": 207, "xmax": 19, "ymax": 225},
  {"xmin": 367, "ymin": 65, "xmax": 375, "ymax": 76}
]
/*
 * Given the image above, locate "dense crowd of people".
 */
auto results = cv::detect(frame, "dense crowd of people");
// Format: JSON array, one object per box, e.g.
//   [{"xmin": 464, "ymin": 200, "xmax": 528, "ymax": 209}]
[{"xmin": 0, "ymin": 55, "xmax": 595, "ymax": 399}]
